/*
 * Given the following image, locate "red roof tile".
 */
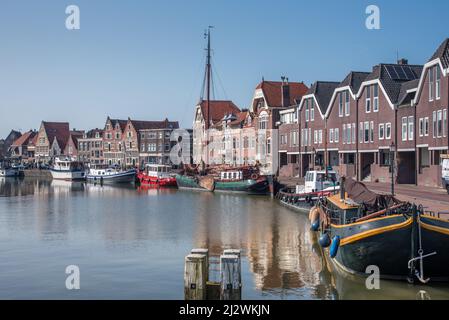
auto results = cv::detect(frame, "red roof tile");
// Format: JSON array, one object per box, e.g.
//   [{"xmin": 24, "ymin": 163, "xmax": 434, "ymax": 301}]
[
  {"xmin": 255, "ymin": 81, "xmax": 308, "ymax": 108},
  {"xmin": 11, "ymin": 131, "xmax": 37, "ymax": 147},
  {"xmin": 199, "ymin": 100, "xmax": 241, "ymax": 126},
  {"xmin": 42, "ymin": 121, "xmax": 70, "ymax": 150}
]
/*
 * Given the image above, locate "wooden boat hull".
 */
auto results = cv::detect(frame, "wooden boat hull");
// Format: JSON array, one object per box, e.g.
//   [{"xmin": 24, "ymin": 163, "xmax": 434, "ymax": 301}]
[
  {"xmin": 87, "ymin": 169, "xmax": 136, "ymax": 184},
  {"xmin": 175, "ymin": 174, "xmax": 269, "ymax": 194}
]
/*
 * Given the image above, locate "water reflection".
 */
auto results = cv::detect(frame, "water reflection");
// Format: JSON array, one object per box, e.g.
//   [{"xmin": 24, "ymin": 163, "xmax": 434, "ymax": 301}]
[{"xmin": 0, "ymin": 179, "xmax": 448, "ymax": 299}]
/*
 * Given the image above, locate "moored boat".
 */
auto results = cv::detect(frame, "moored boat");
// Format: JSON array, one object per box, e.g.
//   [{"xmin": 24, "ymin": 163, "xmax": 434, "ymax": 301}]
[
  {"xmin": 0, "ymin": 166, "xmax": 19, "ymax": 177},
  {"xmin": 86, "ymin": 165, "xmax": 136, "ymax": 184},
  {"xmin": 277, "ymin": 170, "xmax": 340, "ymax": 212},
  {"xmin": 137, "ymin": 164, "xmax": 177, "ymax": 187},
  {"xmin": 309, "ymin": 177, "xmax": 449, "ymax": 283},
  {"xmin": 176, "ymin": 165, "xmax": 269, "ymax": 194},
  {"xmin": 50, "ymin": 158, "xmax": 85, "ymax": 181}
]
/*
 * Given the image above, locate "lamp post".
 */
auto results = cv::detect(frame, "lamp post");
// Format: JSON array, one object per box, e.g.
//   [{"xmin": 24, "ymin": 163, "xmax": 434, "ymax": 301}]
[{"xmin": 389, "ymin": 142, "xmax": 396, "ymax": 196}]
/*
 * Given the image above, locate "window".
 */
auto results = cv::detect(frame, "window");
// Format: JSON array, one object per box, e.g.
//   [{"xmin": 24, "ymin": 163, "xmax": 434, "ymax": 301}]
[
  {"xmin": 379, "ymin": 123, "xmax": 385, "ymax": 140},
  {"xmin": 334, "ymin": 128, "xmax": 339, "ymax": 143},
  {"xmin": 305, "ymin": 100, "xmax": 309, "ymax": 122},
  {"xmin": 436, "ymin": 67, "xmax": 441, "ymax": 100},
  {"xmin": 408, "ymin": 116, "xmax": 414, "ymax": 141},
  {"xmin": 366, "ymin": 85, "xmax": 371, "ymax": 113},
  {"xmin": 267, "ymin": 138, "xmax": 271, "ymax": 154},
  {"xmin": 433, "ymin": 111, "xmax": 437, "ymax": 137},
  {"xmin": 141, "ymin": 133, "xmax": 145, "ymax": 139},
  {"xmin": 314, "ymin": 130, "xmax": 318, "ymax": 144},
  {"xmin": 345, "ymin": 91, "xmax": 350, "ymax": 116},
  {"xmin": 419, "ymin": 118, "xmax": 424, "ymax": 137},
  {"xmin": 364, "ymin": 122, "xmax": 370, "ymax": 143},
  {"xmin": 329, "ymin": 129, "xmax": 334, "ymax": 143},
  {"xmin": 370, "ymin": 121, "xmax": 374, "ymax": 142},
  {"xmin": 386, "ymin": 123, "xmax": 392, "ymax": 140},
  {"xmin": 339, "ymin": 93, "xmax": 343, "ymax": 117},
  {"xmin": 359, "ymin": 122, "xmax": 363, "ymax": 143},
  {"xmin": 352, "ymin": 123, "xmax": 356, "ymax": 144},
  {"xmin": 373, "ymin": 84, "xmax": 379, "ymax": 112},
  {"xmin": 308, "ymin": 128, "xmax": 312, "ymax": 146},
  {"xmin": 429, "ymin": 68, "xmax": 435, "ymax": 101},
  {"xmin": 342, "ymin": 124, "xmax": 346, "ymax": 144},
  {"xmin": 424, "ymin": 117, "xmax": 429, "ymax": 136},
  {"xmin": 259, "ymin": 114, "xmax": 268, "ymax": 130},
  {"xmin": 402, "ymin": 117, "xmax": 408, "ymax": 141},
  {"xmin": 310, "ymin": 99, "xmax": 315, "ymax": 121},
  {"xmin": 437, "ymin": 110, "xmax": 443, "ymax": 138},
  {"xmin": 115, "ymin": 132, "xmax": 120, "ymax": 139},
  {"xmin": 141, "ymin": 143, "xmax": 145, "ymax": 151},
  {"xmin": 443, "ymin": 109, "xmax": 447, "ymax": 137},
  {"xmin": 318, "ymin": 130, "xmax": 323, "ymax": 144}
]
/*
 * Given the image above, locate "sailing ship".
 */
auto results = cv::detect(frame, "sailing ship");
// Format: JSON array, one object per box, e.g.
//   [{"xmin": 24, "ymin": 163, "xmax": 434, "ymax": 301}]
[
  {"xmin": 50, "ymin": 157, "xmax": 86, "ymax": 181},
  {"xmin": 309, "ymin": 177, "xmax": 449, "ymax": 283},
  {"xmin": 86, "ymin": 165, "xmax": 136, "ymax": 184}
]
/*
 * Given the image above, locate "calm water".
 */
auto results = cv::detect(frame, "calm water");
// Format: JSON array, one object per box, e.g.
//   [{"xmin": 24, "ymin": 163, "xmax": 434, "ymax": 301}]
[{"xmin": 1, "ymin": 177, "xmax": 449, "ymax": 300}]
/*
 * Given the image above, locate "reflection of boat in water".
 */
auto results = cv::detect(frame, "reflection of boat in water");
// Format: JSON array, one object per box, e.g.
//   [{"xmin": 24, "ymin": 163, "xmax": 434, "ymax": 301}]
[
  {"xmin": 277, "ymin": 170, "xmax": 340, "ymax": 212},
  {"xmin": 50, "ymin": 179, "xmax": 85, "ymax": 193},
  {"xmin": 86, "ymin": 165, "xmax": 136, "ymax": 184},
  {"xmin": 176, "ymin": 166, "xmax": 269, "ymax": 194},
  {"xmin": 309, "ymin": 177, "xmax": 449, "ymax": 283},
  {"xmin": 50, "ymin": 158, "xmax": 85, "ymax": 181}
]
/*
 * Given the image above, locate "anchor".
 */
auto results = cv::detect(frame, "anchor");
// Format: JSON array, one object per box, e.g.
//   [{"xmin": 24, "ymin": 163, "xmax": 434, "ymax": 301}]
[{"xmin": 408, "ymin": 250, "xmax": 437, "ymax": 284}]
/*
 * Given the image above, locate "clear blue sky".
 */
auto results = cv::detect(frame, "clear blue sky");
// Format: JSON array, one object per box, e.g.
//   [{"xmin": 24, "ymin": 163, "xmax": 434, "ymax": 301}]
[{"xmin": 0, "ymin": 0, "xmax": 448, "ymax": 137}]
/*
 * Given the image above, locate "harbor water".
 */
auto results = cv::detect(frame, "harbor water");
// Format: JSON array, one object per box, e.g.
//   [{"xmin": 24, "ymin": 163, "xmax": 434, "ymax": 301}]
[{"xmin": 1, "ymin": 177, "xmax": 449, "ymax": 300}]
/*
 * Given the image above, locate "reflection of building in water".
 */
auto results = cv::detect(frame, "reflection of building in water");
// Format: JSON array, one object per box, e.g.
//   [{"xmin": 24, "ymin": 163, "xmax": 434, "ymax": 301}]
[{"xmin": 192, "ymin": 194, "xmax": 324, "ymax": 293}]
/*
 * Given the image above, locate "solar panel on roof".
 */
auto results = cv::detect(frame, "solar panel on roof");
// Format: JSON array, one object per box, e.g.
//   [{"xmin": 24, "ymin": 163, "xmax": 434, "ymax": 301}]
[
  {"xmin": 403, "ymin": 67, "xmax": 416, "ymax": 80},
  {"xmin": 385, "ymin": 65, "xmax": 400, "ymax": 79},
  {"xmin": 395, "ymin": 66, "xmax": 407, "ymax": 80}
]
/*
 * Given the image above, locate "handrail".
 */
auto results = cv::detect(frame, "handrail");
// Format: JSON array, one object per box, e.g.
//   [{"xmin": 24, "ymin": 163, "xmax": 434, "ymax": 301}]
[{"xmin": 355, "ymin": 203, "xmax": 405, "ymax": 223}]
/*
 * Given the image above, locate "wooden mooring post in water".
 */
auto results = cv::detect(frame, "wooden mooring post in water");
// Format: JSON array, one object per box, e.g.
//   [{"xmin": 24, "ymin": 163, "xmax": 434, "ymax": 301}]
[
  {"xmin": 184, "ymin": 253, "xmax": 207, "ymax": 300},
  {"xmin": 184, "ymin": 248, "xmax": 242, "ymax": 300},
  {"xmin": 220, "ymin": 253, "xmax": 242, "ymax": 300}
]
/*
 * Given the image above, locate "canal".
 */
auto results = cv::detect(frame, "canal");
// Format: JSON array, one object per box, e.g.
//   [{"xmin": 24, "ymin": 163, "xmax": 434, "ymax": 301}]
[{"xmin": 1, "ymin": 177, "xmax": 449, "ymax": 300}]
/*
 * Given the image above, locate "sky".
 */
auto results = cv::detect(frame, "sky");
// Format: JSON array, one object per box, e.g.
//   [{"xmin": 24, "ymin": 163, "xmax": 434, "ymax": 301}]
[{"xmin": 0, "ymin": 0, "xmax": 448, "ymax": 138}]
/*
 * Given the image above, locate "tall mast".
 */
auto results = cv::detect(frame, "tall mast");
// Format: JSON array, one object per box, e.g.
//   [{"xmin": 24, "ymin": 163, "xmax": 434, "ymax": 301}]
[{"xmin": 204, "ymin": 26, "xmax": 213, "ymax": 165}]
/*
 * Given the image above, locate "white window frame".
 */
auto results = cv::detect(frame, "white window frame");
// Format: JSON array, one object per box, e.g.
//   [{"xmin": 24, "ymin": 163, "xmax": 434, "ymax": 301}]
[
  {"xmin": 314, "ymin": 130, "xmax": 318, "ymax": 144},
  {"xmin": 424, "ymin": 117, "xmax": 429, "ymax": 137},
  {"xmin": 338, "ymin": 93, "xmax": 343, "ymax": 117},
  {"xmin": 402, "ymin": 117, "xmax": 408, "ymax": 141},
  {"xmin": 436, "ymin": 67, "xmax": 441, "ymax": 100},
  {"xmin": 408, "ymin": 116, "xmax": 414, "ymax": 141},
  {"xmin": 379, "ymin": 123, "xmax": 385, "ymax": 140},
  {"xmin": 334, "ymin": 128, "xmax": 339, "ymax": 143},
  {"xmin": 310, "ymin": 99, "xmax": 315, "ymax": 121},
  {"xmin": 352, "ymin": 123, "xmax": 356, "ymax": 144},
  {"xmin": 444, "ymin": 109, "xmax": 447, "ymax": 138},
  {"xmin": 385, "ymin": 123, "xmax": 392, "ymax": 140},
  {"xmin": 359, "ymin": 122, "xmax": 363, "ymax": 143},
  {"xmin": 437, "ymin": 110, "xmax": 443, "ymax": 138},
  {"xmin": 419, "ymin": 118, "xmax": 424, "ymax": 137},
  {"xmin": 318, "ymin": 130, "xmax": 323, "ymax": 144},
  {"xmin": 364, "ymin": 121, "xmax": 370, "ymax": 143},
  {"xmin": 345, "ymin": 91, "xmax": 350, "ymax": 116},
  {"xmin": 433, "ymin": 111, "xmax": 437, "ymax": 137},
  {"xmin": 366, "ymin": 85, "xmax": 371, "ymax": 113},
  {"xmin": 342, "ymin": 124, "xmax": 346, "ymax": 144},
  {"xmin": 429, "ymin": 67, "xmax": 435, "ymax": 102},
  {"xmin": 370, "ymin": 121, "xmax": 374, "ymax": 142},
  {"xmin": 329, "ymin": 128, "xmax": 334, "ymax": 143},
  {"xmin": 373, "ymin": 84, "xmax": 379, "ymax": 112},
  {"xmin": 305, "ymin": 100, "xmax": 309, "ymax": 122}
]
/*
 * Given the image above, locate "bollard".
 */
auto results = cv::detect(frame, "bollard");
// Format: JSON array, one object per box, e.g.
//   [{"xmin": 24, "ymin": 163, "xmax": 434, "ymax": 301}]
[
  {"xmin": 223, "ymin": 249, "xmax": 241, "ymax": 284},
  {"xmin": 220, "ymin": 254, "xmax": 241, "ymax": 300},
  {"xmin": 191, "ymin": 248, "xmax": 209, "ymax": 281},
  {"xmin": 184, "ymin": 254, "xmax": 207, "ymax": 300}
]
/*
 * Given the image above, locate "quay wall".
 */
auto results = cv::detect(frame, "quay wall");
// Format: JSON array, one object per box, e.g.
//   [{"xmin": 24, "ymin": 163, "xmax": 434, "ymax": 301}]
[{"xmin": 22, "ymin": 169, "xmax": 52, "ymax": 179}]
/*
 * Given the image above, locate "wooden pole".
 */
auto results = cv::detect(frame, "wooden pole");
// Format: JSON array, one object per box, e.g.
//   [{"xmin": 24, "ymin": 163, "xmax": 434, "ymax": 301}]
[
  {"xmin": 220, "ymin": 254, "xmax": 241, "ymax": 300},
  {"xmin": 223, "ymin": 249, "xmax": 241, "ymax": 284},
  {"xmin": 191, "ymin": 248, "xmax": 209, "ymax": 281},
  {"xmin": 184, "ymin": 254, "xmax": 207, "ymax": 300}
]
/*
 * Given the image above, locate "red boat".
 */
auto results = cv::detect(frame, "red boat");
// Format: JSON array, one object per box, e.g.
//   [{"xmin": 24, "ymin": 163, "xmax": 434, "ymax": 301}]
[{"xmin": 137, "ymin": 164, "xmax": 177, "ymax": 187}]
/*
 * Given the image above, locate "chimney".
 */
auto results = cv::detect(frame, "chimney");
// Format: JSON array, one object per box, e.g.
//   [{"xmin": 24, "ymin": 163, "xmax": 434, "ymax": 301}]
[
  {"xmin": 281, "ymin": 77, "xmax": 290, "ymax": 108},
  {"xmin": 397, "ymin": 58, "xmax": 408, "ymax": 65}
]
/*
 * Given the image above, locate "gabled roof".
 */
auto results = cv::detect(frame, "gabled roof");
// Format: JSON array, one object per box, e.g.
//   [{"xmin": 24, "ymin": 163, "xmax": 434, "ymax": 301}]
[
  {"xmin": 397, "ymin": 79, "xmax": 419, "ymax": 107},
  {"xmin": 83, "ymin": 129, "xmax": 104, "ymax": 139},
  {"xmin": 198, "ymin": 100, "xmax": 241, "ymax": 124},
  {"xmin": 11, "ymin": 131, "xmax": 37, "ymax": 147},
  {"xmin": 228, "ymin": 111, "xmax": 248, "ymax": 127},
  {"xmin": 305, "ymin": 81, "xmax": 340, "ymax": 115},
  {"xmin": 130, "ymin": 119, "xmax": 179, "ymax": 131},
  {"xmin": 362, "ymin": 63, "xmax": 423, "ymax": 105},
  {"xmin": 42, "ymin": 121, "xmax": 70, "ymax": 150},
  {"xmin": 338, "ymin": 71, "xmax": 371, "ymax": 92},
  {"xmin": 108, "ymin": 118, "xmax": 128, "ymax": 132},
  {"xmin": 255, "ymin": 81, "xmax": 308, "ymax": 107},
  {"xmin": 429, "ymin": 38, "xmax": 449, "ymax": 68}
]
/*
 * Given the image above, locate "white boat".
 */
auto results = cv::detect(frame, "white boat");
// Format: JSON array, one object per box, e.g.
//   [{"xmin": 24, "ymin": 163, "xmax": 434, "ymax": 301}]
[
  {"xmin": 278, "ymin": 170, "xmax": 340, "ymax": 212},
  {"xmin": 86, "ymin": 165, "xmax": 136, "ymax": 184},
  {"xmin": 50, "ymin": 158, "xmax": 86, "ymax": 181},
  {"xmin": 0, "ymin": 167, "xmax": 19, "ymax": 177}
]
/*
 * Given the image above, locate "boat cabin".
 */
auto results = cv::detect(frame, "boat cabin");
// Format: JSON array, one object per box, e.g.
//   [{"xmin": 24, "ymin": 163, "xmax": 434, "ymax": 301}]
[
  {"xmin": 220, "ymin": 171, "xmax": 243, "ymax": 181},
  {"xmin": 144, "ymin": 164, "xmax": 172, "ymax": 178},
  {"xmin": 54, "ymin": 158, "xmax": 84, "ymax": 171},
  {"xmin": 301, "ymin": 170, "xmax": 340, "ymax": 194}
]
